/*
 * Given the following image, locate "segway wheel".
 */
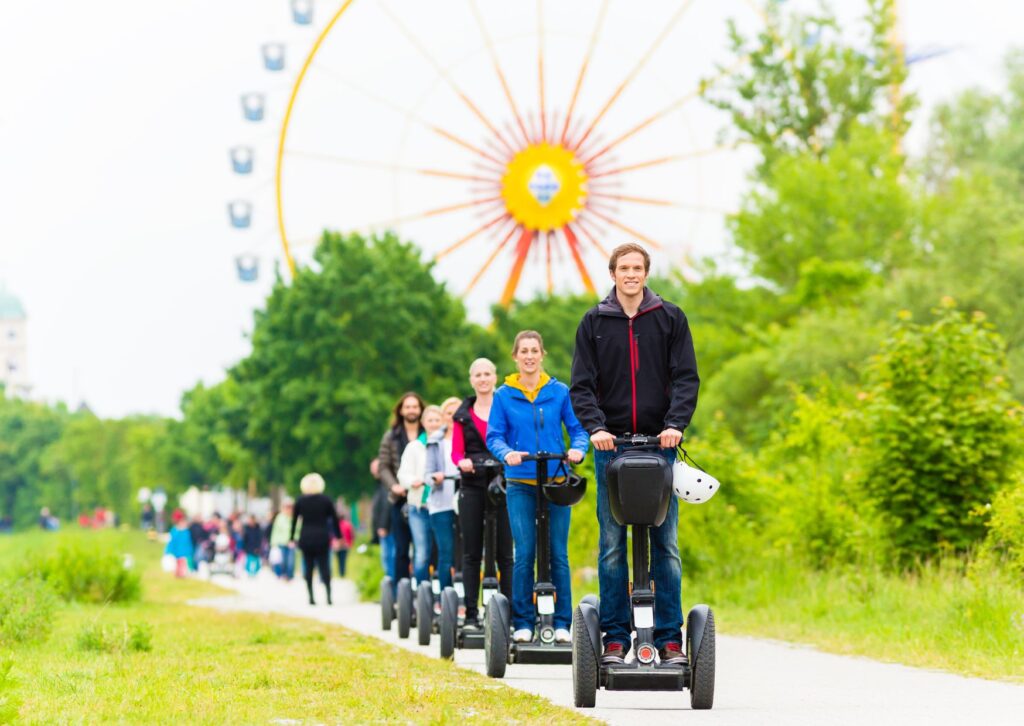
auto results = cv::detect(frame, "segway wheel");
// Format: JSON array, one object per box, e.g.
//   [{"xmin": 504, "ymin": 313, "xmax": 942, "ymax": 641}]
[
  {"xmin": 416, "ymin": 581, "xmax": 433, "ymax": 646},
  {"xmin": 484, "ymin": 594, "xmax": 508, "ymax": 679},
  {"xmin": 572, "ymin": 606, "xmax": 598, "ymax": 708},
  {"xmin": 380, "ymin": 576, "xmax": 394, "ymax": 630},
  {"xmin": 439, "ymin": 587, "xmax": 458, "ymax": 660},
  {"xmin": 688, "ymin": 609, "xmax": 716, "ymax": 710},
  {"xmin": 396, "ymin": 578, "xmax": 413, "ymax": 639},
  {"xmin": 580, "ymin": 594, "xmax": 600, "ymax": 611}
]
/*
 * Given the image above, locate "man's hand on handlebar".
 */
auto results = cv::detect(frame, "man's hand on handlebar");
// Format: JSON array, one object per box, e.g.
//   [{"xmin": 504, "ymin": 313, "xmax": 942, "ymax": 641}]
[
  {"xmin": 658, "ymin": 427, "xmax": 683, "ymax": 449},
  {"xmin": 457, "ymin": 458, "xmax": 475, "ymax": 473},
  {"xmin": 567, "ymin": 448, "xmax": 584, "ymax": 464},
  {"xmin": 504, "ymin": 451, "xmax": 528, "ymax": 466},
  {"xmin": 591, "ymin": 430, "xmax": 616, "ymax": 451},
  {"xmin": 390, "ymin": 484, "xmax": 405, "ymax": 497}
]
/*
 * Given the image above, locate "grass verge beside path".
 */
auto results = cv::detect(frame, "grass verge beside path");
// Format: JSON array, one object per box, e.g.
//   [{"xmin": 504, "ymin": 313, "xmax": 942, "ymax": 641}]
[{"xmin": 6, "ymin": 532, "xmax": 594, "ymax": 724}]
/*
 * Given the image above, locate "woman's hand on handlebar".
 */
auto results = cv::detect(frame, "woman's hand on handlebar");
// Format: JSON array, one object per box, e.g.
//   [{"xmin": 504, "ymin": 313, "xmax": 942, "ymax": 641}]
[
  {"xmin": 591, "ymin": 431, "xmax": 616, "ymax": 451},
  {"xmin": 457, "ymin": 458, "xmax": 475, "ymax": 473},
  {"xmin": 432, "ymin": 472, "xmax": 444, "ymax": 484},
  {"xmin": 504, "ymin": 451, "xmax": 528, "ymax": 466},
  {"xmin": 567, "ymin": 448, "xmax": 585, "ymax": 464}
]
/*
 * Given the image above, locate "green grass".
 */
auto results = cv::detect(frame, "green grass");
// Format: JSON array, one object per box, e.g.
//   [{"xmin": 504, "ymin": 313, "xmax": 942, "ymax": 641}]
[{"xmin": 0, "ymin": 531, "xmax": 594, "ymax": 724}]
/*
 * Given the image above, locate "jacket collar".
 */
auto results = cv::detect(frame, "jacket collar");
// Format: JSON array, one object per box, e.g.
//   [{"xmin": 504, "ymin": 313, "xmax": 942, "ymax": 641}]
[
  {"xmin": 597, "ymin": 286, "xmax": 663, "ymax": 317},
  {"xmin": 503, "ymin": 373, "xmax": 556, "ymax": 403}
]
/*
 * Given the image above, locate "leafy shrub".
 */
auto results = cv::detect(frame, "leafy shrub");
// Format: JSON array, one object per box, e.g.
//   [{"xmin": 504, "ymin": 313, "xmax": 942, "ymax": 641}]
[
  {"xmin": 978, "ymin": 475, "xmax": 1024, "ymax": 575},
  {"xmin": 25, "ymin": 539, "xmax": 141, "ymax": 603},
  {"xmin": 76, "ymin": 621, "xmax": 152, "ymax": 654},
  {"xmin": 0, "ymin": 653, "xmax": 20, "ymax": 724},
  {"xmin": 348, "ymin": 540, "xmax": 384, "ymax": 602},
  {"xmin": 861, "ymin": 302, "xmax": 1024, "ymax": 561},
  {"xmin": 0, "ymin": 577, "xmax": 58, "ymax": 645}
]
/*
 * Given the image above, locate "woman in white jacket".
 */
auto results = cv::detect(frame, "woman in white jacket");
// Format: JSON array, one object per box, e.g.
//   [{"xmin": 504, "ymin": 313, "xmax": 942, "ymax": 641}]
[{"xmin": 397, "ymin": 405, "xmax": 445, "ymax": 584}]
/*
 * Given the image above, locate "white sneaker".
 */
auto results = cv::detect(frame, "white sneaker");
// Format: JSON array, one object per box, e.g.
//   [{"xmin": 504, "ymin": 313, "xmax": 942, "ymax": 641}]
[
  {"xmin": 513, "ymin": 629, "xmax": 533, "ymax": 643},
  {"xmin": 555, "ymin": 628, "xmax": 571, "ymax": 643}
]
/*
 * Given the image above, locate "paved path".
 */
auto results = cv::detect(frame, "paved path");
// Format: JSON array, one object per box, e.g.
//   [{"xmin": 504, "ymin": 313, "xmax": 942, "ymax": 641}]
[{"xmin": 191, "ymin": 573, "xmax": 1024, "ymax": 725}]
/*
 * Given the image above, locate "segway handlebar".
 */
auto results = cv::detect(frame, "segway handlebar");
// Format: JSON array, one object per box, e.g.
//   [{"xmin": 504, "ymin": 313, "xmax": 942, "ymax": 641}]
[
  {"xmin": 611, "ymin": 434, "xmax": 664, "ymax": 447},
  {"xmin": 520, "ymin": 451, "xmax": 570, "ymax": 462}
]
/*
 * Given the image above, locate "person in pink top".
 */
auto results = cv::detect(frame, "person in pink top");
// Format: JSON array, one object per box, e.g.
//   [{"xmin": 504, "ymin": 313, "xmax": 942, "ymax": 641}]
[
  {"xmin": 334, "ymin": 503, "xmax": 355, "ymax": 577},
  {"xmin": 452, "ymin": 357, "xmax": 514, "ymax": 629}
]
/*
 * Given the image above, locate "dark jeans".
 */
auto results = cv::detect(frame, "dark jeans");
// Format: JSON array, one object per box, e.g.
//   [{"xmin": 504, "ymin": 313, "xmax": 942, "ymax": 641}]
[
  {"xmin": 595, "ymin": 447, "xmax": 682, "ymax": 649},
  {"xmin": 429, "ymin": 510, "xmax": 456, "ymax": 589},
  {"xmin": 506, "ymin": 482, "xmax": 572, "ymax": 631},
  {"xmin": 300, "ymin": 547, "xmax": 332, "ymax": 603},
  {"xmin": 335, "ymin": 548, "xmax": 349, "ymax": 577},
  {"xmin": 390, "ymin": 500, "xmax": 412, "ymax": 592},
  {"xmin": 458, "ymin": 485, "xmax": 513, "ymax": 619},
  {"xmin": 273, "ymin": 544, "xmax": 296, "ymax": 579}
]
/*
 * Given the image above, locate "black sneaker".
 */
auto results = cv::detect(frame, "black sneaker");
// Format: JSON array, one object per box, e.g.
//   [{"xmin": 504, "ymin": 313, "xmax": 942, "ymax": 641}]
[
  {"xmin": 601, "ymin": 642, "xmax": 628, "ymax": 665},
  {"xmin": 658, "ymin": 641, "xmax": 688, "ymax": 666},
  {"xmin": 464, "ymin": 615, "xmax": 481, "ymax": 630}
]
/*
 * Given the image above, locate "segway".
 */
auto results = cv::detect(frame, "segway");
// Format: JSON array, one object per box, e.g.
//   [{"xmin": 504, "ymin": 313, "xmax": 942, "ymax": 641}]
[
  {"xmin": 439, "ymin": 459, "xmax": 505, "ymax": 659},
  {"xmin": 571, "ymin": 435, "xmax": 715, "ymax": 710},
  {"xmin": 484, "ymin": 452, "xmax": 585, "ymax": 678},
  {"xmin": 380, "ymin": 575, "xmax": 394, "ymax": 630}
]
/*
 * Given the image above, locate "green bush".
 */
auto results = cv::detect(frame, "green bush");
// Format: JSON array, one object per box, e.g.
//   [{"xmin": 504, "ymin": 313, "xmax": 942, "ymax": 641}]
[
  {"xmin": 25, "ymin": 539, "xmax": 141, "ymax": 604},
  {"xmin": 860, "ymin": 302, "xmax": 1024, "ymax": 561},
  {"xmin": 76, "ymin": 621, "xmax": 152, "ymax": 654},
  {"xmin": 0, "ymin": 577, "xmax": 58, "ymax": 645},
  {"xmin": 348, "ymin": 541, "xmax": 385, "ymax": 602},
  {"xmin": 978, "ymin": 474, "xmax": 1024, "ymax": 575}
]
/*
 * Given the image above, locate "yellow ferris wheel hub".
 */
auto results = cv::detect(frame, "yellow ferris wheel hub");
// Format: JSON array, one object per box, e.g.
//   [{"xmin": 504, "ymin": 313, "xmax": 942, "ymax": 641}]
[{"xmin": 500, "ymin": 143, "xmax": 588, "ymax": 232}]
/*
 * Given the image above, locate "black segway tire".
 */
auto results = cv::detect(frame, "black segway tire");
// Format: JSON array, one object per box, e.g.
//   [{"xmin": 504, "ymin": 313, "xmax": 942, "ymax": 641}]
[
  {"xmin": 572, "ymin": 606, "xmax": 598, "ymax": 708},
  {"xmin": 484, "ymin": 594, "xmax": 508, "ymax": 679},
  {"xmin": 416, "ymin": 582, "xmax": 433, "ymax": 646},
  {"xmin": 380, "ymin": 576, "xmax": 394, "ymax": 630},
  {"xmin": 580, "ymin": 594, "xmax": 600, "ymax": 611},
  {"xmin": 688, "ymin": 609, "xmax": 716, "ymax": 710},
  {"xmin": 396, "ymin": 578, "xmax": 413, "ymax": 639},
  {"xmin": 439, "ymin": 587, "xmax": 458, "ymax": 660}
]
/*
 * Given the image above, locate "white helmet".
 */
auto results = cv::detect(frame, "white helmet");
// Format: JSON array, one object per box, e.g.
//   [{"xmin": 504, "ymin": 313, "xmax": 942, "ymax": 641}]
[{"xmin": 672, "ymin": 459, "xmax": 720, "ymax": 504}]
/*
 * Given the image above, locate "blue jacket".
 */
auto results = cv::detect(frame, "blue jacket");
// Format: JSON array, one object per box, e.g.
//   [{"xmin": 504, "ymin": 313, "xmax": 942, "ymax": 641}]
[{"xmin": 486, "ymin": 375, "xmax": 590, "ymax": 483}]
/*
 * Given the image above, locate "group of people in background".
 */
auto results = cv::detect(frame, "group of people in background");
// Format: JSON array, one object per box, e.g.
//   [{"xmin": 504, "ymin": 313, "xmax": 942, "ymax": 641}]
[{"xmin": 370, "ymin": 327, "xmax": 588, "ymax": 642}]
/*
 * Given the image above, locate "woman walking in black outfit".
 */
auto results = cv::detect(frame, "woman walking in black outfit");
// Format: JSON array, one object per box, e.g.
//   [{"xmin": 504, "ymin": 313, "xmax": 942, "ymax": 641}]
[{"xmin": 290, "ymin": 472, "xmax": 341, "ymax": 605}]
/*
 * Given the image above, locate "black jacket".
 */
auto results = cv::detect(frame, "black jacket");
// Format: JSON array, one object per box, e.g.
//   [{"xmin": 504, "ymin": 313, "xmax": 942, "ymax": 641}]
[
  {"xmin": 291, "ymin": 493, "xmax": 341, "ymax": 552},
  {"xmin": 570, "ymin": 287, "xmax": 699, "ymax": 436},
  {"xmin": 453, "ymin": 396, "xmax": 491, "ymax": 489}
]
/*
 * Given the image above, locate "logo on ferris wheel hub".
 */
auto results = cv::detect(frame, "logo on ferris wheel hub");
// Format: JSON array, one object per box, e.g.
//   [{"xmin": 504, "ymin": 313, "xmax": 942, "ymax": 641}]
[{"xmin": 528, "ymin": 165, "xmax": 561, "ymax": 207}]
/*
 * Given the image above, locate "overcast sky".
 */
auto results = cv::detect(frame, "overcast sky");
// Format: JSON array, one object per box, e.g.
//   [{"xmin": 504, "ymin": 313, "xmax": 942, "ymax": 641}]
[{"xmin": 1, "ymin": 0, "xmax": 1020, "ymax": 419}]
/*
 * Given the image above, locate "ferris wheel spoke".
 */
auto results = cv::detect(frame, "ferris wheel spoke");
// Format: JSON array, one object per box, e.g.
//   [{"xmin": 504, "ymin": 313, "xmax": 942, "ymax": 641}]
[
  {"xmin": 572, "ymin": 218, "xmax": 610, "ymax": 258},
  {"xmin": 463, "ymin": 221, "xmax": 520, "ymax": 296},
  {"xmin": 286, "ymin": 149, "xmax": 501, "ymax": 184},
  {"xmin": 589, "ymin": 145, "xmax": 735, "ymax": 179},
  {"xmin": 559, "ymin": 0, "xmax": 610, "ymax": 146},
  {"xmin": 537, "ymin": 0, "xmax": 548, "ymax": 143},
  {"xmin": 572, "ymin": 0, "xmax": 698, "ymax": 152},
  {"xmin": 561, "ymin": 225, "xmax": 597, "ymax": 294},
  {"xmin": 500, "ymin": 228, "xmax": 536, "ymax": 307},
  {"xmin": 315, "ymin": 63, "xmax": 508, "ymax": 166},
  {"xmin": 468, "ymin": 0, "xmax": 532, "ymax": 147},
  {"xmin": 379, "ymin": 2, "xmax": 518, "ymax": 156},
  {"xmin": 582, "ymin": 58, "xmax": 746, "ymax": 166},
  {"xmin": 544, "ymin": 232, "xmax": 554, "ymax": 293},
  {"xmin": 589, "ymin": 192, "xmax": 734, "ymax": 215},
  {"xmin": 586, "ymin": 208, "xmax": 664, "ymax": 250},
  {"xmin": 362, "ymin": 195, "xmax": 505, "ymax": 232},
  {"xmin": 435, "ymin": 212, "xmax": 510, "ymax": 260}
]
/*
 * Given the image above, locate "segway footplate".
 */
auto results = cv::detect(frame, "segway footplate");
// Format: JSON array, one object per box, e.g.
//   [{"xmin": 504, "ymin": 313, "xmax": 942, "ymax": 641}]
[
  {"xmin": 602, "ymin": 663, "xmax": 688, "ymax": 691},
  {"xmin": 512, "ymin": 642, "xmax": 573, "ymax": 664}
]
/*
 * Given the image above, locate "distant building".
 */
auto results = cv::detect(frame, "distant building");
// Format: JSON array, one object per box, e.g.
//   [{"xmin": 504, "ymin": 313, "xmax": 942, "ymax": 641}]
[{"xmin": 0, "ymin": 286, "xmax": 30, "ymax": 398}]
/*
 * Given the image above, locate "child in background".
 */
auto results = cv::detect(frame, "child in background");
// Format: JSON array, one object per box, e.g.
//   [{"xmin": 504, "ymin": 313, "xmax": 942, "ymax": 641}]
[{"xmin": 165, "ymin": 509, "xmax": 194, "ymax": 578}]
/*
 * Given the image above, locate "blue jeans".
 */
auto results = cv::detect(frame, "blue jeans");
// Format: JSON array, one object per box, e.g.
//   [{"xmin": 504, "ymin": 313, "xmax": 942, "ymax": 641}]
[
  {"xmin": 380, "ymin": 533, "xmax": 395, "ymax": 580},
  {"xmin": 408, "ymin": 506, "xmax": 432, "ymax": 584},
  {"xmin": 595, "ymin": 447, "xmax": 682, "ymax": 649},
  {"xmin": 275, "ymin": 544, "xmax": 296, "ymax": 580},
  {"xmin": 430, "ymin": 510, "xmax": 456, "ymax": 589},
  {"xmin": 506, "ymin": 482, "xmax": 572, "ymax": 631}
]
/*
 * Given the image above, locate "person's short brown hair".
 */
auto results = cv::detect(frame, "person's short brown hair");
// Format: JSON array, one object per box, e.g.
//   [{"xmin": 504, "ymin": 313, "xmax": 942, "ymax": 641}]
[
  {"xmin": 608, "ymin": 243, "xmax": 651, "ymax": 273},
  {"xmin": 511, "ymin": 330, "xmax": 546, "ymax": 356}
]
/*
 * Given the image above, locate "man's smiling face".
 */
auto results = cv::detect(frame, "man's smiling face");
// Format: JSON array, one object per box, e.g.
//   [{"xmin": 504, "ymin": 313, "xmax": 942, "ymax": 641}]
[{"xmin": 611, "ymin": 251, "xmax": 648, "ymax": 297}]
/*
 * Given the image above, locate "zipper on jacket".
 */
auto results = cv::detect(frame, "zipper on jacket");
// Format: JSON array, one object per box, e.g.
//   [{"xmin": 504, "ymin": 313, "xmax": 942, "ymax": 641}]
[{"xmin": 629, "ymin": 318, "xmax": 638, "ymax": 432}]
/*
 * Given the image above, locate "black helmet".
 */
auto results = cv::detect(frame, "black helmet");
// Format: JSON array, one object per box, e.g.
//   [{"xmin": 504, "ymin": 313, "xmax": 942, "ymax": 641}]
[{"xmin": 541, "ymin": 464, "xmax": 587, "ymax": 507}]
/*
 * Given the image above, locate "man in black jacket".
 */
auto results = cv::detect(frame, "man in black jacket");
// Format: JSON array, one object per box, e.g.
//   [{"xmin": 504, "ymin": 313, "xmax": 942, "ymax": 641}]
[
  {"xmin": 570, "ymin": 242, "xmax": 699, "ymax": 667},
  {"xmin": 378, "ymin": 392, "xmax": 424, "ymax": 594}
]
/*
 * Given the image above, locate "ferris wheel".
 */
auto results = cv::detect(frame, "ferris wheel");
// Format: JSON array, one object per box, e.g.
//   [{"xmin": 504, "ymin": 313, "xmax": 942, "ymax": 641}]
[{"xmin": 227, "ymin": 0, "xmax": 765, "ymax": 307}]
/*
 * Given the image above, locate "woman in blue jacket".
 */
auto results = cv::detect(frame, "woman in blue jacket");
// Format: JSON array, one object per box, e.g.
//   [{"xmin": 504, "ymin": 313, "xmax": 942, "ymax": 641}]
[{"xmin": 486, "ymin": 330, "xmax": 589, "ymax": 644}]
